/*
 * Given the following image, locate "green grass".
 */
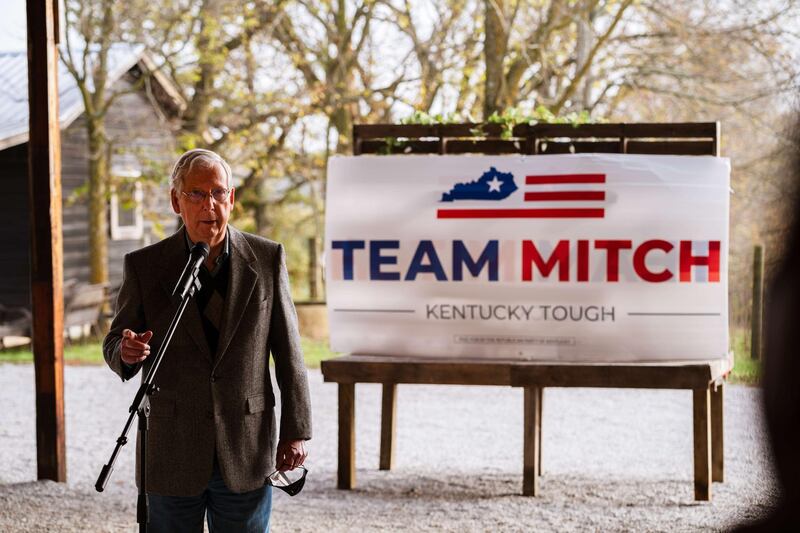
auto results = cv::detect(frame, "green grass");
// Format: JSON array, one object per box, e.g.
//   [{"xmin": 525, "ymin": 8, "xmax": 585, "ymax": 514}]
[
  {"xmin": 729, "ymin": 327, "xmax": 761, "ymax": 385},
  {"xmin": 0, "ymin": 347, "xmax": 37, "ymax": 364},
  {"xmin": 0, "ymin": 340, "xmax": 105, "ymax": 364},
  {"xmin": 300, "ymin": 337, "xmax": 339, "ymax": 368},
  {"xmin": 0, "ymin": 337, "xmax": 339, "ymax": 368},
  {"xmin": 1, "ymin": 330, "xmax": 760, "ymax": 383}
]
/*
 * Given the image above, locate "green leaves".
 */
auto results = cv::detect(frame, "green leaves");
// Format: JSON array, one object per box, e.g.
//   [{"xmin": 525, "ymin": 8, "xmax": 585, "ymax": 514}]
[
  {"xmin": 400, "ymin": 111, "xmax": 468, "ymax": 125},
  {"xmin": 400, "ymin": 106, "xmax": 596, "ymax": 140}
]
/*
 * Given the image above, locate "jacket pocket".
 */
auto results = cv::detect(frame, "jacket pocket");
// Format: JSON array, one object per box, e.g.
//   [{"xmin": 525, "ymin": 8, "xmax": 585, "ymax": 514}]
[
  {"xmin": 247, "ymin": 394, "xmax": 265, "ymax": 414},
  {"xmin": 246, "ymin": 391, "xmax": 275, "ymax": 414}
]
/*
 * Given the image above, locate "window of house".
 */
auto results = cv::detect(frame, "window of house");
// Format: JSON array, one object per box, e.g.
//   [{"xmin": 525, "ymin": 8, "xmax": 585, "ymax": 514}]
[{"xmin": 110, "ymin": 169, "xmax": 144, "ymax": 241}]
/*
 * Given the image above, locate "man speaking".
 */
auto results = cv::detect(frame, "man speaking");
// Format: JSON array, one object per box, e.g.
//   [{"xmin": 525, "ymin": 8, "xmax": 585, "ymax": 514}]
[{"xmin": 103, "ymin": 149, "xmax": 312, "ymax": 532}]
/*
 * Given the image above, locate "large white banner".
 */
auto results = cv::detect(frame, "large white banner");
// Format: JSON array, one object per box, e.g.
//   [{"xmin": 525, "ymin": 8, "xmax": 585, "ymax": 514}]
[{"xmin": 325, "ymin": 154, "xmax": 730, "ymax": 362}]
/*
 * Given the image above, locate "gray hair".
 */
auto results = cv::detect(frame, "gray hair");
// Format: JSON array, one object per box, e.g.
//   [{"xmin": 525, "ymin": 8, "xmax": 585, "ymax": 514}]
[{"xmin": 170, "ymin": 149, "xmax": 233, "ymax": 192}]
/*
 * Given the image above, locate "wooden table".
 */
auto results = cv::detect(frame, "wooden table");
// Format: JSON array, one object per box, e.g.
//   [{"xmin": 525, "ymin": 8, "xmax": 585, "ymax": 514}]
[{"xmin": 320, "ymin": 355, "xmax": 731, "ymax": 501}]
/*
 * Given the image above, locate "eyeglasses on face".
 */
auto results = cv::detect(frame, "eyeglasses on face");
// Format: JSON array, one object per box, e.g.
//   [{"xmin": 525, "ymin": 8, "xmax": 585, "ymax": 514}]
[{"xmin": 181, "ymin": 188, "xmax": 231, "ymax": 204}]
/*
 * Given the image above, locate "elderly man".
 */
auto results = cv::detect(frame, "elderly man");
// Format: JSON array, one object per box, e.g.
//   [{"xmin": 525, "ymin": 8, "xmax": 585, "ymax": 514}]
[{"xmin": 103, "ymin": 148, "xmax": 311, "ymax": 532}]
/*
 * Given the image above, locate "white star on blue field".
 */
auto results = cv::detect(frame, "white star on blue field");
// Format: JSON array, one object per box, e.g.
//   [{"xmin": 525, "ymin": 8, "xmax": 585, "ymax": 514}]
[{"xmin": 440, "ymin": 167, "xmax": 518, "ymax": 202}]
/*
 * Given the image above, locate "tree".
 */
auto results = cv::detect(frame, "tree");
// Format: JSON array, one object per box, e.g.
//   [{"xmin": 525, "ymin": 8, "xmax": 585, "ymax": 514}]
[
  {"xmin": 268, "ymin": 0, "xmax": 380, "ymax": 153},
  {"xmin": 61, "ymin": 0, "xmax": 153, "ymax": 284},
  {"xmin": 377, "ymin": 0, "xmax": 481, "ymax": 114}
]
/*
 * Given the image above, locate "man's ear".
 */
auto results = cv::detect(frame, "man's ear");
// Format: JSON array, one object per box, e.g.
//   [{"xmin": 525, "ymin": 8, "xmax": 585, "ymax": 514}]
[{"xmin": 170, "ymin": 189, "xmax": 181, "ymax": 214}]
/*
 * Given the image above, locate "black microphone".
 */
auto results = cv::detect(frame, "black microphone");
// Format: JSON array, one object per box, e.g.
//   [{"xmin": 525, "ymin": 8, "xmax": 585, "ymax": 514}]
[{"xmin": 172, "ymin": 242, "xmax": 210, "ymax": 299}]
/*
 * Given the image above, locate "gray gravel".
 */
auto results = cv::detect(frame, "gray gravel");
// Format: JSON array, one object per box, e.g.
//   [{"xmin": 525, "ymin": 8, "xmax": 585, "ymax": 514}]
[{"xmin": 0, "ymin": 363, "xmax": 778, "ymax": 532}]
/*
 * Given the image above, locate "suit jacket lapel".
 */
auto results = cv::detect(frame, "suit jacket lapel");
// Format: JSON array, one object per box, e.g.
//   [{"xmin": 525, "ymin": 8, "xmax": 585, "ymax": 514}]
[
  {"xmin": 214, "ymin": 226, "xmax": 258, "ymax": 370},
  {"xmin": 158, "ymin": 227, "xmax": 213, "ymax": 363}
]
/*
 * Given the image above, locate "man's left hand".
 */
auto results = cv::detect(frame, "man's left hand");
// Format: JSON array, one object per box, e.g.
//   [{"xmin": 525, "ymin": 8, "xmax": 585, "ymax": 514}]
[{"xmin": 276, "ymin": 439, "xmax": 307, "ymax": 472}]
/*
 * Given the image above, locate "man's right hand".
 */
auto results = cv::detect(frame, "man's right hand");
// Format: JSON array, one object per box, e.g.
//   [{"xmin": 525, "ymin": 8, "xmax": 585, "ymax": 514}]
[{"xmin": 120, "ymin": 329, "xmax": 153, "ymax": 365}]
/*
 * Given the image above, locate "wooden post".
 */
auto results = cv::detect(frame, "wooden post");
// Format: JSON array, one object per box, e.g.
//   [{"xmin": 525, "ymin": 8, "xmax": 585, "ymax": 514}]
[
  {"xmin": 711, "ymin": 383, "xmax": 724, "ymax": 483},
  {"xmin": 26, "ymin": 0, "xmax": 66, "ymax": 483},
  {"xmin": 713, "ymin": 121, "xmax": 721, "ymax": 157},
  {"xmin": 379, "ymin": 383, "xmax": 397, "ymax": 470},
  {"xmin": 538, "ymin": 387, "xmax": 544, "ymax": 476},
  {"xmin": 352, "ymin": 125, "xmax": 362, "ymax": 156},
  {"xmin": 308, "ymin": 236, "xmax": 319, "ymax": 301},
  {"xmin": 522, "ymin": 386, "xmax": 541, "ymax": 496},
  {"xmin": 693, "ymin": 388, "xmax": 712, "ymax": 501},
  {"xmin": 338, "ymin": 383, "xmax": 356, "ymax": 489},
  {"xmin": 751, "ymin": 244, "xmax": 764, "ymax": 360}
]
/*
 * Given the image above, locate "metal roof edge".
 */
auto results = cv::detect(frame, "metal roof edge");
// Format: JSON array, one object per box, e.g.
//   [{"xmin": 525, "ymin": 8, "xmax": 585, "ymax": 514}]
[
  {"xmin": 0, "ymin": 43, "xmax": 174, "ymax": 150},
  {"xmin": 0, "ymin": 131, "xmax": 29, "ymax": 151},
  {"xmin": 138, "ymin": 51, "xmax": 187, "ymax": 113}
]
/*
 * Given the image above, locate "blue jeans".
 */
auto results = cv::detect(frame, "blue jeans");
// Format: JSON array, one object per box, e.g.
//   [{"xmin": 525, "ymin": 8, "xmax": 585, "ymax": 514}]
[{"xmin": 147, "ymin": 456, "xmax": 273, "ymax": 533}]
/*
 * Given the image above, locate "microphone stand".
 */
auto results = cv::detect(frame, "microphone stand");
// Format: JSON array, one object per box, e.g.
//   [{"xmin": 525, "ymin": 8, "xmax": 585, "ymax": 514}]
[{"xmin": 95, "ymin": 255, "xmax": 204, "ymax": 533}]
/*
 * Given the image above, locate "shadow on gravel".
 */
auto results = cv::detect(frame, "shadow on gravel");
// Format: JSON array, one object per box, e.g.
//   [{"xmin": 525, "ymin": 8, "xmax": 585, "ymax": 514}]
[{"xmin": 301, "ymin": 470, "xmax": 716, "ymax": 507}]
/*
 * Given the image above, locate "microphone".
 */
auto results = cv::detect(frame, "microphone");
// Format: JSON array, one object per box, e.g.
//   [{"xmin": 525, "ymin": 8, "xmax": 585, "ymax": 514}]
[{"xmin": 172, "ymin": 242, "xmax": 210, "ymax": 299}]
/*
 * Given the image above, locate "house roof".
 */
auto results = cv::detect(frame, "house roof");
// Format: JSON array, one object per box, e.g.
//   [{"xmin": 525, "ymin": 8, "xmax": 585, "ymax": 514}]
[{"xmin": 0, "ymin": 43, "xmax": 184, "ymax": 151}]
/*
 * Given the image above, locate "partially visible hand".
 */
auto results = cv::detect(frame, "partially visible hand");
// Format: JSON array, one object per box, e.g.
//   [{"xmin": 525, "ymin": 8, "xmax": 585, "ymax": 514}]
[
  {"xmin": 120, "ymin": 329, "xmax": 153, "ymax": 365},
  {"xmin": 276, "ymin": 439, "xmax": 308, "ymax": 472}
]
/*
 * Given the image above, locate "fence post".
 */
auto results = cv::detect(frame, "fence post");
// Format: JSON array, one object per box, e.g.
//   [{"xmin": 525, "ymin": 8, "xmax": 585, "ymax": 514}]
[
  {"xmin": 308, "ymin": 236, "xmax": 319, "ymax": 301},
  {"xmin": 751, "ymin": 244, "xmax": 764, "ymax": 360}
]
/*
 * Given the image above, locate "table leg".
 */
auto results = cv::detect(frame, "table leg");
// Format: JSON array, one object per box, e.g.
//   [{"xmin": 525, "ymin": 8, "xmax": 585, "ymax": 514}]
[
  {"xmin": 711, "ymin": 382, "xmax": 724, "ymax": 483},
  {"xmin": 693, "ymin": 387, "xmax": 712, "ymax": 501},
  {"xmin": 380, "ymin": 383, "xmax": 397, "ymax": 471},
  {"xmin": 523, "ymin": 386, "xmax": 541, "ymax": 496},
  {"xmin": 338, "ymin": 383, "xmax": 355, "ymax": 489}
]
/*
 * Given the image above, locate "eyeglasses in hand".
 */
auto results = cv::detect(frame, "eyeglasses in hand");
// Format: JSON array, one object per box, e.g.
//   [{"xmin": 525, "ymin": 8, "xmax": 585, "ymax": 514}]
[{"xmin": 266, "ymin": 465, "xmax": 308, "ymax": 496}]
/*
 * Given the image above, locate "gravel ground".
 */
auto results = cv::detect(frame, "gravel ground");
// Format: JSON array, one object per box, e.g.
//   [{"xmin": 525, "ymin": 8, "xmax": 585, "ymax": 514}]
[{"xmin": 0, "ymin": 363, "xmax": 778, "ymax": 532}]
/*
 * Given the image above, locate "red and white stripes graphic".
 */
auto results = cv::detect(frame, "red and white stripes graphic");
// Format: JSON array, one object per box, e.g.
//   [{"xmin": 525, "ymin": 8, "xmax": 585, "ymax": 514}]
[{"xmin": 437, "ymin": 173, "xmax": 607, "ymax": 219}]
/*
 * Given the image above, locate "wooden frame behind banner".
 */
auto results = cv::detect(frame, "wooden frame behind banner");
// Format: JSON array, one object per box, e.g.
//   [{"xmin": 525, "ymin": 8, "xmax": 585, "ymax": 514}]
[
  {"xmin": 321, "ymin": 121, "xmax": 728, "ymax": 502},
  {"xmin": 352, "ymin": 121, "xmax": 720, "ymax": 157}
]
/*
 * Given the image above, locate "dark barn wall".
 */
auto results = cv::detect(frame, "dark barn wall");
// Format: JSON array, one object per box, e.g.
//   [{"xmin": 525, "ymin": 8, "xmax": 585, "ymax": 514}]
[
  {"xmin": 0, "ymin": 143, "xmax": 31, "ymax": 308},
  {"xmin": 60, "ymin": 101, "xmax": 90, "ymax": 284},
  {"xmin": 0, "ymin": 65, "xmax": 177, "ymax": 311}
]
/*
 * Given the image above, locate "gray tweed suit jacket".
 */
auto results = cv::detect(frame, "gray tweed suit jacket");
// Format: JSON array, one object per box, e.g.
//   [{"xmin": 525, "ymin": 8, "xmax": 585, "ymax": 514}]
[{"xmin": 103, "ymin": 225, "xmax": 312, "ymax": 496}]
